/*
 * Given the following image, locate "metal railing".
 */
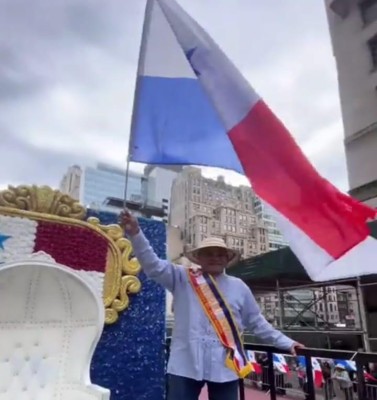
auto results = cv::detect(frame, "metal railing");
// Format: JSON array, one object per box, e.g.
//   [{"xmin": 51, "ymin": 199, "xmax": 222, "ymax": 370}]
[{"xmin": 165, "ymin": 339, "xmax": 377, "ymax": 400}]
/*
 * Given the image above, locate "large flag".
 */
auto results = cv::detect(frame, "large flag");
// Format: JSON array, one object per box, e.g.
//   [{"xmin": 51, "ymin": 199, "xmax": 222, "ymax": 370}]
[{"xmin": 130, "ymin": 0, "xmax": 377, "ymax": 281}]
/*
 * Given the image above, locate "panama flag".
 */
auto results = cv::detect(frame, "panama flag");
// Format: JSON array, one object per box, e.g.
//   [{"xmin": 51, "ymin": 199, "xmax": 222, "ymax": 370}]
[
  {"xmin": 130, "ymin": 0, "xmax": 377, "ymax": 282},
  {"xmin": 0, "ymin": 215, "xmax": 105, "ymax": 292},
  {"xmin": 273, "ymin": 354, "xmax": 290, "ymax": 374},
  {"xmin": 334, "ymin": 359, "xmax": 356, "ymax": 372},
  {"xmin": 246, "ymin": 350, "xmax": 262, "ymax": 374},
  {"xmin": 298, "ymin": 356, "xmax": 323, "ymax": 388},
  {"xmin": 335, "ymin": 359, "xmax": 377, "ymax": 382}
]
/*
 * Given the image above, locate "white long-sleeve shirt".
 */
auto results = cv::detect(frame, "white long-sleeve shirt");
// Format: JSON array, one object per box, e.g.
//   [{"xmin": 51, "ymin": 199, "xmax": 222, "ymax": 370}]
[{"xmin": 130, "ymin": 230, "xmax": 294, "ymax": 382}]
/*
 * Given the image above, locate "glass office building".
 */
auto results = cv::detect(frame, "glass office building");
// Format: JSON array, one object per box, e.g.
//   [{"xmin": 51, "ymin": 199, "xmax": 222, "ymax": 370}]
[
  {"xmin": 81, "ymin": 163, "xmax": 144, "ymax": 210},
  {"xmin": 253, "ymin": 197, "xmax": 288, "ymax": 251}
]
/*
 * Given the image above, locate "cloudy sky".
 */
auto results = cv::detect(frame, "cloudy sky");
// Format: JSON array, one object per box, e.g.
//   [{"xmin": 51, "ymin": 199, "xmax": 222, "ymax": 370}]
[{"xmin": 0, "ymin": 0, "xmax": 347, "ymax": 192}]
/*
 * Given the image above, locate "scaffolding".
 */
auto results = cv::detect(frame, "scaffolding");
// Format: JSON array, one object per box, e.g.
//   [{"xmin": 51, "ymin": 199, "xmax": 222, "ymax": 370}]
[{"xmin": 238, "ymin": 276, "xmax": 377, "ymax": 352}]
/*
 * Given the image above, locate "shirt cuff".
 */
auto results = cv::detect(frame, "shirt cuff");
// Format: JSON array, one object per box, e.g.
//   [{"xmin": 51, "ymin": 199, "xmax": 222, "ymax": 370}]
[
  {"xmin": 276, "ymin": 336, "xmax": 295, "ymax": 351},
  {"xmin": 129, "ymin": 230, "xmax": 149, "ymax": 250}
]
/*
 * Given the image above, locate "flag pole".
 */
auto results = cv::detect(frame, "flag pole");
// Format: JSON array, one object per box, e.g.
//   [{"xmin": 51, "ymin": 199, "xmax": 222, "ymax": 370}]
[{"xmin": 123, "ymin": 0, "xmax": 154, "ymax": 209}]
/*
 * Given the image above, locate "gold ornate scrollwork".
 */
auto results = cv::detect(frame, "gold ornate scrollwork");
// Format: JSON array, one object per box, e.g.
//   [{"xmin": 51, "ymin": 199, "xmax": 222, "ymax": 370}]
[
  {"xmin": 117, "ymin": 238, "xmax": 142, "ymax": 275},
  {"xmin": 86, "ymin": 217, "xmax": 141, "ymax": 276},
  {"xmin": 0, "ymin": 185, "xmax": 142, "ymax": 325},
  {"xmin": 105, "ymin": 276, "xmax": 142, "ymax": 324},
  {"xmin": 0, "ymin": 185, "xmax": 85, "ymax": 219},
  {"xmin": 87, "ymin": 217, "xmax": 141, "ymax": 323}
]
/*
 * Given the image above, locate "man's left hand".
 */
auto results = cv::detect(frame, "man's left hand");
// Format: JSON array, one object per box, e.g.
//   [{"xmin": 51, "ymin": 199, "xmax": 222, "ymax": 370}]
[{"xmin": 290, "ymin": 342, "xmax": 305, "ymax": 356}]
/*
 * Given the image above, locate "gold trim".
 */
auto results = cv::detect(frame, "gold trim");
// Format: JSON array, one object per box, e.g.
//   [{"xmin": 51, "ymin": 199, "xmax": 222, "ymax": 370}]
[
  {"xmin": 87, "ymin": 218, "xmax": 141, "ymax": 276},
  {"xmin": 0, "ymin": 185, "xmax": 86, "ymax": 219},
  {"xmin": 105, "ymin": 276, "xmax": 142, "ymax": 324},
  {"xmin": 0, "ymin": 185, "xmax": 142, "ymax": 324}
]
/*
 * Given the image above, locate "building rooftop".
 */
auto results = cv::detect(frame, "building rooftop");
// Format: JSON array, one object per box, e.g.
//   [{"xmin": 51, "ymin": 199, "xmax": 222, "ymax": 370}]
[
  {"xmin": 95, "ymin": 162, "xmax": 142, "ymax": 177},
  {"xmin": 103, "ymin": 196, "xmax": 166, "ymax": 219}
]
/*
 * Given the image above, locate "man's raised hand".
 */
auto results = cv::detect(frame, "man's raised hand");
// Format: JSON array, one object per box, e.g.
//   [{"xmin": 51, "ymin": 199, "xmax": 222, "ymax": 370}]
[{"xmin": 119, "ymin": 210, "xmax": 140, "ymax": 237}]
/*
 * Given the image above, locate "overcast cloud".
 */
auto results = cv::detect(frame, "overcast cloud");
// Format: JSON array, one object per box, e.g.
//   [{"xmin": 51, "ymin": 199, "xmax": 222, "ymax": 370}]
[{"xmin": 0, "ymin": 0, "xmax": 346, "ymax": 191}]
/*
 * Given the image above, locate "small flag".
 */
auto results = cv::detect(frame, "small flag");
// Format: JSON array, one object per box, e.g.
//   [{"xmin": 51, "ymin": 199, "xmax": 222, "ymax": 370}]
[
  {"xmin": 273, "ymin": 354, "xmax": 290, "ymax": 374},
  {"xmin": 130, "ymin": 0, "xmax": 377, "ymax": 281},
  {"xmin": 298, "ymin": 356, "xmax": 324, "ymax": 388},
  {"xmin": 247, "ymin": 350, "xmax": 262, "ymax": 374},
  {"xmin": 365, "ymin": 371, "xmax": 377, "ymax": 382}
]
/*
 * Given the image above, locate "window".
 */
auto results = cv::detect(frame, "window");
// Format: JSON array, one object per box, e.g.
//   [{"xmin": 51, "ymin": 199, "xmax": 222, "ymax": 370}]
[
  {"xmin": 360, "ymin": 0, "xmax": 377, "ymax": 25},
  {"xmin": 368, "ymin": 34, "xmax": 377, "ymax": 68}
]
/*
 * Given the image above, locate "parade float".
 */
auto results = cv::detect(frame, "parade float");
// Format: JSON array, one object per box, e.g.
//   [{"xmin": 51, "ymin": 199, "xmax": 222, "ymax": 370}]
[{"xmin": 0, "ymin": 185, "xmax": 166, "ymax": 400}]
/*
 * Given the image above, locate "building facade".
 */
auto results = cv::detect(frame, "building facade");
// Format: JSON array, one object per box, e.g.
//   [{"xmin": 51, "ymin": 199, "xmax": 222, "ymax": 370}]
[
  {"xmin": 59, "ymin": 165, "xmax": 82, "ymax": 201},
  {"xmin": 143, "ymin": 165, "xmax": 182, "ymax": 222},
  {"xmin": 60, "ymin": 163, "xmax": 182, "ymax": 221},
  {"xmin": 336, "ymin": 286, "xmax": 360, "ymax": 328},
  {"xmin": 253, "ymin": 197, "xmax": 288, "ymax": 251},
  {"xmin": 60, "ymin": 163, "xmax": 144, "ymax": 211},
  {"xmin": 314, "ymin": 287, "xmax": 341, "ymax": 326},
  {"xmin": 325, "ymin": 0, "xmax": 377, "ymax": 206},
  {"xmin": 170, "ymin": 167, "xmax": 269, "ymax": 258},
  {"xmin": 81, "ymin": 163, "xmax": 144, "ymax": 209}
]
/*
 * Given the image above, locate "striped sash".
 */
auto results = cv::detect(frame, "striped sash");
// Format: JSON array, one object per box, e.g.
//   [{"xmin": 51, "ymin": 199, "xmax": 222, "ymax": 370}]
[{"xmin": 187, "ymin": 269, "xmax": 253, "ymax": 378}]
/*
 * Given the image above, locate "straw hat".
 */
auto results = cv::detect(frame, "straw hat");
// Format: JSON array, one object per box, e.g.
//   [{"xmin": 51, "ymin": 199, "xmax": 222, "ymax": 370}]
[{"xmin": 185, "ymin": 237, "xmax": 240, "ymax": 268}]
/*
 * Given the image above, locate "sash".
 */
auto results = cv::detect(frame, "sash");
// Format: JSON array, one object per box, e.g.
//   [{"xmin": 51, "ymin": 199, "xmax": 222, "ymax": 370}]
[{"xmin": 187, "ymin": 269, "xmax": 253, "ymax": 378}]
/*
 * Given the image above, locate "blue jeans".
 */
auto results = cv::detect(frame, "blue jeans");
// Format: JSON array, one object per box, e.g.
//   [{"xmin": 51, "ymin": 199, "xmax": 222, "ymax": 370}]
[{"xmin": 167, "ymin": 374, "xmax": 239, "ymax": 400}]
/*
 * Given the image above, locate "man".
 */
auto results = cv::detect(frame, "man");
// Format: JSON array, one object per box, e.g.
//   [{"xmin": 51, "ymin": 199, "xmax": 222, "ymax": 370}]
[{"xmin": 120, "ymin": 211, "xmax": 303, "ymax": 400}]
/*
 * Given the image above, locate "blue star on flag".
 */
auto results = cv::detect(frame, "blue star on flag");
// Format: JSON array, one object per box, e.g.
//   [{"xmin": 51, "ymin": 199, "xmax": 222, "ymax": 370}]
[
  {"xmin": 185, "ymin": 47, "xmax": 201, "ymax": 76},
  {"xmin": 0, "ymin": 233, "xmax": 11, "ymax": 250}
]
